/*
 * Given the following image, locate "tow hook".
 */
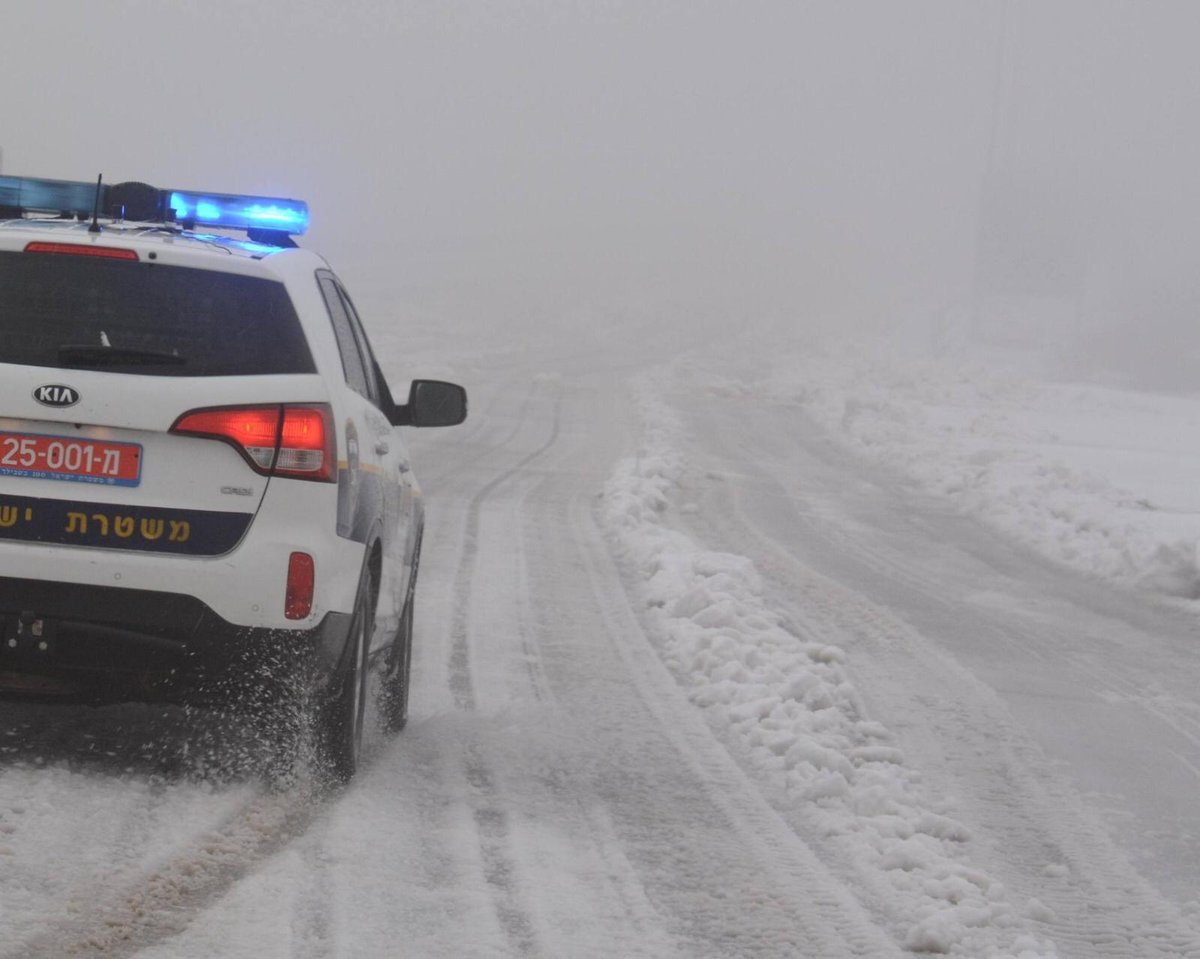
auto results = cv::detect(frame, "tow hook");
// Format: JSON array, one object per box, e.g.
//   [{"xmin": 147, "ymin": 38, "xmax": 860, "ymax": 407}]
[{"xmin": 2, "ymin": 612, "xmax": 57, "ymax": 656}]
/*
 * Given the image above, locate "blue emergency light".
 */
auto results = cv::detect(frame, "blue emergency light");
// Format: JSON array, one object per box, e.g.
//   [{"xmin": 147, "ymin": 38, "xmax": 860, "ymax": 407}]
[
  {"xmin": 167, "ymin": 191, "xmax": 309, "ymax": 235},
  {"xmin": 0, "ymin": 174, "xmax": 309, "ymax": 238}
]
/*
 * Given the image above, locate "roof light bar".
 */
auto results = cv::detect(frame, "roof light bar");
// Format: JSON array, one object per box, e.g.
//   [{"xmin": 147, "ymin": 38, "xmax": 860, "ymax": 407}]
[
  {"xmin": 168, "ymin": 190, "xmax": 309, "ymax": 235},
  {"xmin": 0, "ymin": 174, "xmax": 309, "ymax": 238},
  {"xmin": 0, "ymin": 175, "xmax": 100, "ymax": 217}
]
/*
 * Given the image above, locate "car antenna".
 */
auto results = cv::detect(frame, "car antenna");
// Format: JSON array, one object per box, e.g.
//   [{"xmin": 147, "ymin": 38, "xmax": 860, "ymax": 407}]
[{"xmin": 87, "ymin": 174, "xmax": 103, "ymax": 234}]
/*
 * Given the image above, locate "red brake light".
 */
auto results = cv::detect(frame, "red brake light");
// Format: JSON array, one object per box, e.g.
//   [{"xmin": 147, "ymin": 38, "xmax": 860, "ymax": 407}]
[
  {"xmin": 171, "ymin": 407, "xmax": 280, "ymax": 471},
  {"xmin": 285, "ymin": 552, "xmax": 315, "ymax": 619},
  {"xmin": 170, "ymin": 404, "xmax": 335, "ymax": 482},
  {"xmin": 24, "ymin": 241, "xmax": 139, "ymax": 261},
  {"xmin": 275, "ymin": 407, "xmax": 335, "ymax": 482}
]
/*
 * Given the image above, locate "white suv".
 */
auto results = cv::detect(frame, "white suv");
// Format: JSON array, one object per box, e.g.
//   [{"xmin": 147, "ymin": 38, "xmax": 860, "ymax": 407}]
[{"xmin": 0, "ymin": 175, "xmax": 466, "ymax": 781}]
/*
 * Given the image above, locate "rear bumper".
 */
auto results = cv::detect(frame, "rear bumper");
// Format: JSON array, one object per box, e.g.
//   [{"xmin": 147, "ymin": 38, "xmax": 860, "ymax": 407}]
[
  {"xmin": 0, "ymin": 576, "xmax": 351, "ymax": 705},
  {"xmin": 0, "ymin": 475, "xmax": 364, "ymax": 631}
]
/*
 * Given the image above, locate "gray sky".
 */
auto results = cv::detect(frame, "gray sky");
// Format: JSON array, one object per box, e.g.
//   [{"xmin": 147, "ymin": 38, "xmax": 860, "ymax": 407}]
[{"xmin": 6, "ymin": 2, "xmax": 1200, "ymax": 379}]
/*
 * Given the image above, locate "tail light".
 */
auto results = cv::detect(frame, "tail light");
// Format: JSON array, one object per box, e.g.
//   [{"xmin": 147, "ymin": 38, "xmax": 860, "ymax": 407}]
[{"xmin": 171, "ymin": 404, "xmax": 336, "ymax": 482}]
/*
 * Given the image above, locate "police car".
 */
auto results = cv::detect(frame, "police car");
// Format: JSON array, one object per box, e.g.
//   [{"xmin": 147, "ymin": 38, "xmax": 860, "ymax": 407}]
[{"xmin": 0, "ymin": 174, "xmax": 466, "ymax": 781}]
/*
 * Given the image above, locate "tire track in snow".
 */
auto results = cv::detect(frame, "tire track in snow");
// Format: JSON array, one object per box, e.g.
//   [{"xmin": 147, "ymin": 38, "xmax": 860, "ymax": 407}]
[
  {"xmin": 434, "ymin": 381, "xmax": 690, "ymax": 958},
  {"xmin": 289, "ymin": 816, "xmax": 337, "ymax": 959},
  {"xmin": 441, "ymin": 385, "xmax": 564, "ymax": 958},
  {"xmin": 0, "ymin": 704, "xmax": 296, "ymax": 956},
  {"xmin": 4, "ymin": 785, "xmax": 328, "ymax": 959},
  {"xmin": 447, "ymin": 386, "xmax": 563, "ymax": 711},
  {"xmin": 461, "ymin": 753, "xmax": 540, "ymax": 957}
]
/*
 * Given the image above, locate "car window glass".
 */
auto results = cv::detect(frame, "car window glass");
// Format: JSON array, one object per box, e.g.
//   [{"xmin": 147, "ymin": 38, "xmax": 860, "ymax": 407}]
[
  {"xmin": 0, "ymin": 252, "xmax": 314, "ymax": 377},
  {"xmin": 317, "ymin": 272, "xmax": 370, "ymax": 398},
  {"xmin": 333, "ymin": 282, "xmax": 381, "ymax": 406}
]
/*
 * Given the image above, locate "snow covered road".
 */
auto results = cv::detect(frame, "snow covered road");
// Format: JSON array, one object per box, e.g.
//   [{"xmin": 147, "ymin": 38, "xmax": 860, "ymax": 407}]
[
  {"xmin": 1, "ymin": 336, "xmax": 1199, "ymax": 958},
  {"xmin": 663, "ymin": 380, "xmax": 1200, "ymax": 956}
]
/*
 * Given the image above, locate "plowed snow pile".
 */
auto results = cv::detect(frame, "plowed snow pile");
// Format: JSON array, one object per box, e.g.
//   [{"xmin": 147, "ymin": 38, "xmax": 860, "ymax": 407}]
[{"xmin": 715, "ymin": 338, "xmax": 1200, "ymax": 600}]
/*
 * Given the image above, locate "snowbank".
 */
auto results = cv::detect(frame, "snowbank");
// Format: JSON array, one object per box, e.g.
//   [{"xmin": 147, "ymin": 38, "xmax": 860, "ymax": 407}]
[{"xmin": 734, "ymin": 340, "xmax": 1200, "ymax": 600}]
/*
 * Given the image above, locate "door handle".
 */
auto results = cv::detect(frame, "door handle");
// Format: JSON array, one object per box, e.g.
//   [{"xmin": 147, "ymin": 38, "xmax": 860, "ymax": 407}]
[{"xmin": 375, "ymin": 442, "xmax": 390, "ymax": 455}]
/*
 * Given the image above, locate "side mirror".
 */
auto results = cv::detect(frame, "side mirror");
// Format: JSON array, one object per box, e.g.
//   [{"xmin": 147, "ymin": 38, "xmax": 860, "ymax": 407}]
[{"xmin": 391, "ymin": 379, "xmax": 467, "ymax": 428}]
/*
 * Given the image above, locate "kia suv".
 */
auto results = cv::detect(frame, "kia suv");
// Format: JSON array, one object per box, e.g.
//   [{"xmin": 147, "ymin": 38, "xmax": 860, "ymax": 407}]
[{"xmin": 0, "ymin": 175, "xmax": 466, "ymax": 781}]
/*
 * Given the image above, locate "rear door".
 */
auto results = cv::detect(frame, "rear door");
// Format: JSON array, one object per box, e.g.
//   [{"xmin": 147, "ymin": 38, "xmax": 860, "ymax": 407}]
[{"xmin": 0, "ymin": 245, "xmax": 321, "ymax": 557}]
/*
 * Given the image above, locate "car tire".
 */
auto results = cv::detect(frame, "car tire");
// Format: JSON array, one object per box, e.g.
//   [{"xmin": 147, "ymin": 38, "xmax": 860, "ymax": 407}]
[{"xmin": 316, "ymin": 568, "xmax": 374, "ymax": 784}]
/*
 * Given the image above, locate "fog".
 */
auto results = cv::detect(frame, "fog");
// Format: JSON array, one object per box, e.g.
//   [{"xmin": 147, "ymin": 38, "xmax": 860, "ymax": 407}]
[{"xmin": 6, "ymin": 1, "xmax": 1200, "ymax": 385}]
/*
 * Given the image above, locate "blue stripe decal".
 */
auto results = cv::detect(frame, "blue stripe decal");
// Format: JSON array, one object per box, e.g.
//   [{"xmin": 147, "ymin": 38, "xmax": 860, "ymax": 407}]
[{"xmin": 0, "ymin": 493, "xmax": 250, "ymax": 556}]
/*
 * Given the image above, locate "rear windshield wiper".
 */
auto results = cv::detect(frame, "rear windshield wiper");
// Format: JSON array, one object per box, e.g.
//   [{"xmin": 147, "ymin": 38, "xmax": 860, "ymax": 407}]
[{"xmin": 58, "ymin": 345, "xmax": 187, "ymax": 367}]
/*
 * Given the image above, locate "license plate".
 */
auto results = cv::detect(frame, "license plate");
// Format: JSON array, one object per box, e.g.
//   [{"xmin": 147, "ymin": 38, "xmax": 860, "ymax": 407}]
[{"xmin": 0, "ymin": 431, "xmax": 142, "ymax": 487}]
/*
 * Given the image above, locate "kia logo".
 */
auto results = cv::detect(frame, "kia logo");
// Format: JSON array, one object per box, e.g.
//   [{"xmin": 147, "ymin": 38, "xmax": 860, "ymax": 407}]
[{"xmin": 33, "ymin": 385, "xmax": 80, "ymax": 408}]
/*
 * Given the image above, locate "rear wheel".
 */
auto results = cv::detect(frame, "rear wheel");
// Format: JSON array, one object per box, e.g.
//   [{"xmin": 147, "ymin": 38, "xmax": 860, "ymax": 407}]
[{"xmin": 316, "ymin": 571, "xmax": 373, "ymax": 783}]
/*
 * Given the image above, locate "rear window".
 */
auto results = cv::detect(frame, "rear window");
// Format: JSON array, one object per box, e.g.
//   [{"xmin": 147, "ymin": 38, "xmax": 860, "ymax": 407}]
[{"xmin": 0, "ymin": 250, "xmax": 315, "ymax": 376}]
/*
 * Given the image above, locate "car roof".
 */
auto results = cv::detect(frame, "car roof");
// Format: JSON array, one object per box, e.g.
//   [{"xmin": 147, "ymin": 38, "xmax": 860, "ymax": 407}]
[
  {"xmin": 0, "ymin": 217, "xmax": 329, "ymax": 283},
  {"xmin": 0, "ymin": 217, "xmax": 292, "ymax": 259}
]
